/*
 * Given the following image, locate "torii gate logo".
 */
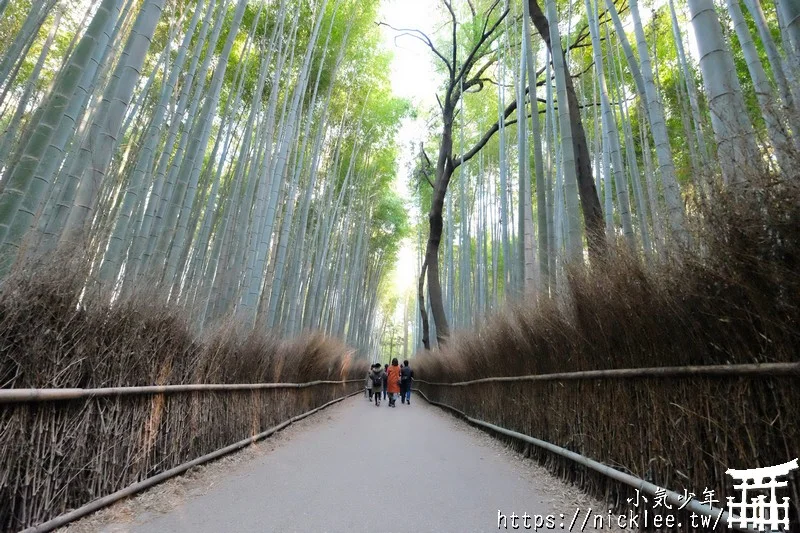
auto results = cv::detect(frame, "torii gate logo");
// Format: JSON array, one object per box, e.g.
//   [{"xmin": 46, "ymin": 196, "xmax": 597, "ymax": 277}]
[{"xmin": 726, "ymin": 458, "xmax": 798, "ymax": 531}]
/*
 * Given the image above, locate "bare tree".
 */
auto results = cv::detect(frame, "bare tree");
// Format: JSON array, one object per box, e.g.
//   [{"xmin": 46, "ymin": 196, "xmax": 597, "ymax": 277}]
[{"xmin": 383, "ymin": 1, "xmax": 523, "ymax": 348}]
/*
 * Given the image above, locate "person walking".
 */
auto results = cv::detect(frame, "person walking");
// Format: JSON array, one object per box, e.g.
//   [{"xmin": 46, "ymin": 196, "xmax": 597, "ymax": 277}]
[
  {"xmin": 369, "ymin": 364, "xmax": 385, "ymax": 406},
  {"xmin": 386, "ymin": 358, "xmax": 401, "ymax": 407},
  {"xmin": 365, "ymin": 366, "xmax": 373, "ymax": 401},
  {"xmin": 382, "ymin": 363, "xmax": 389, "ymax": 400},
  {"xmin": 400, "ymin": 360, "xmax": 413, "ymax": 405}
]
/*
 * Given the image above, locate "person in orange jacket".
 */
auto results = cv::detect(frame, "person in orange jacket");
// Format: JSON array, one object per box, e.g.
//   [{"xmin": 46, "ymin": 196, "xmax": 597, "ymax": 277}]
[{"xmin": 386, "ymin": 358, "xmax": 402, "ymax": 407}]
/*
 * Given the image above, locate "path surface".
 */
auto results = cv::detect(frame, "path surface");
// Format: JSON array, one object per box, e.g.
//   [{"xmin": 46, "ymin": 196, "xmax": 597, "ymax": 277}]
[{"xmin": 75, "ymin": 395, "xmax": 612, "ymax": 533}]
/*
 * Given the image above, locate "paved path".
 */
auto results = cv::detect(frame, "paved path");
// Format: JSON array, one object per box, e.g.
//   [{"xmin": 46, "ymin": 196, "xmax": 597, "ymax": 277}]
[{"xmin": 89, "ymin": 395, "xmax": 608, "ymax": 533}]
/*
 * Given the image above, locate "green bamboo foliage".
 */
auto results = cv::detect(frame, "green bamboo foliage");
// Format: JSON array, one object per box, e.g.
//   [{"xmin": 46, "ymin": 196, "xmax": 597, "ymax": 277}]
[
  {"xmin": 409, "ymin": 0, "xmax": 800, "ymax": 349},
  {"xmin": 0, "ymin": 0, "xmax": 408, "ymax": 358},
  {"xmin": 0, "ymin": 0, "xmax": 796, "ymax": 354}
]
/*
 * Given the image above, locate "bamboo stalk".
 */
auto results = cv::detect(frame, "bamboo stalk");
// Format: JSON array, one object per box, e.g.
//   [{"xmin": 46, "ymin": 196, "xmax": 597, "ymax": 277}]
[
  {"xmin": 0, "ymin": 380, "xmax": 362, "ymax": 403},
  {"xmin": 414, "ymin": 362, "xmax": 800, "ymax": 386}
]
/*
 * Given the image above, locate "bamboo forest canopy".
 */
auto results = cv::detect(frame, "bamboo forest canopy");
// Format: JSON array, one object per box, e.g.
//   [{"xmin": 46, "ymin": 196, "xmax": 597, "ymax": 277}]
[
  {"xmin": 393, "ymin": 0, "xmax": 800, "ymax": 349},
  {"xmin": 0, "ymin": 0, "xmax": 409, "ymax": 358}
]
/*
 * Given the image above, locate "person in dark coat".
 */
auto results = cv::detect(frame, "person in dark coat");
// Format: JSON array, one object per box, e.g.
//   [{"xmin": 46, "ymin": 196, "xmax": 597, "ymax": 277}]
[
  {"xmin": 382, "ymin": 363, "xmax": 389, "ymax": 400},
  {"xmin": 400, "ymin": 360, "xmax": 413, "ymax": 405},
  {"xmin": 369, "ymin": 364, "xmax": 385, "ymax": 406}
]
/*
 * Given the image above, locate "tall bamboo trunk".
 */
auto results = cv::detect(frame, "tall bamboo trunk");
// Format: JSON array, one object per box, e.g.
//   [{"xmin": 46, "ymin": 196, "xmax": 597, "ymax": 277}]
[
  {"xmin": 527, "ymin": 0, "xmax": 605, "ymax": 260},
  {"xmin": 688, "ymin": 0, "xmax": 763, "ymax": 184}
]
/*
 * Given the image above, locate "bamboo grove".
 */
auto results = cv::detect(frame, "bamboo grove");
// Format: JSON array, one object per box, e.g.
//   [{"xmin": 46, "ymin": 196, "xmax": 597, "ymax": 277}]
[
  {"xmin": 0, "ymin": 0, "xmax": 798, "ymax": 356},
  {"xmin": 402, "ymin": 0, "xmax": 800, "ymax": 349},
  {"xmin": 0, "ymin": 0, "xmax": 409, "ymax": 357}
]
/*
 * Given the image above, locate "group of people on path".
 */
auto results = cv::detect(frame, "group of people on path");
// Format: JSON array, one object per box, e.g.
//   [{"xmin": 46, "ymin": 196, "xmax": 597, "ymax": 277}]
[{"xmin": 365, "ymin": 358, "xmax": 413, "ymax": 407}]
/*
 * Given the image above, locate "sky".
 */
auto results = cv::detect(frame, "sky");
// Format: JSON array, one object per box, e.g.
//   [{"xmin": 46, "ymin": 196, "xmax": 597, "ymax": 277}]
[{"xmin": 378, "ymin": 0, "xmax": 442, "ymax": 302}]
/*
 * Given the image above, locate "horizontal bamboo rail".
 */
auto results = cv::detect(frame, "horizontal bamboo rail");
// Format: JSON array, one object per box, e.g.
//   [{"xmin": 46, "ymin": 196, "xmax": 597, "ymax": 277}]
[
  {"xmin": 0, "ymin": 379, "xmax": 362, "ymax": 404},
  {"xmin": 20, "ymin": 388, "xmax": 362, "ymax": 533},
  {"xmin": 414, "ymin": 362, "xmax": 800, "ymax": 386},
  {"xmin": 413, "ymin": 388, "xmax": 759, "ymax": 533}
]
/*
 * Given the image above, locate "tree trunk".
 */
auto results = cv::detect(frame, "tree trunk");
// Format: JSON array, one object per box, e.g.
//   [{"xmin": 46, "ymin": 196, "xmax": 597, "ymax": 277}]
[
  {"xmin": 726, "ymin": 0, "xmax": 796, "ymax": 171},
  {"xmin": 527, "ymin": 0, "xmax": 605, "ymax": 259},
  {"xmin": 0, "ymin": 0, "xmax": 121, "ymax": 274},
  {"xmin": 522, "ymin": 2, "xmax": 549, "ymax": 292},
  {"xmin": 100, "ymin": 0, "xmax": 205, "ymax": 282},
  {"xmin": 668, "ymin": 0, "xmax": 710, "ymax": 167},
  {"xmin": 617, "ymin": 0, "xmax": 688, "ymax": 243},
  {"xmin": 610, "ymin": 34, "xmax": 652, "ymax": 256},
  {"xmin": 61, "ymin": 0, "xmax": 166, "ymax": 243},
  {"xmin": 424, "ymin": 103, "xmax": 455, "ymax": 347},
  {"xmin": 585, "ymin": 0, "xmax": 635, "ymax": 250},
  {"xmin": 744, "ymin": 0, "xmax": 800, "ymax": 136},
  {"xmin": 775, "ymin": 0, "xmax": 800, "ymax": 65},
  {"xmin": 517, "ymin": 49, "xmax": 536, "ymax": 290},
  {"xmin": 688, "ymin": 0, "xmax": 763, "ymax": 184},
  {"xmin": 542, "ymin": 0, "xmax": 582, "ymax": 263}
]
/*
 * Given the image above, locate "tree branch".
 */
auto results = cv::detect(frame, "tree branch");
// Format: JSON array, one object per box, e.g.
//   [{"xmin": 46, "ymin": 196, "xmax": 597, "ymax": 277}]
[
  {"xmin": 419, "ymin": 143, "xmax": 435, "ymax": 189},
  {"xmin": 452, "ymin": 1, "xmax": 508, "ymax": 94},
  {"xmin": 572, "ymin": 60, "xmax": 595, "ymax": 78},
  {"xmin": 450, "ymin": 58, "xmax": 565, "ymax": 169},
  {"xmin": 453, "ymin": 97, "xmax": 518, "ymax": 169},
  {"xmin": 421, "ymin": 143, "xmax": 432, "ymax": 167},
  {"xmin": 462, "ymin": 78, "xmax": 489, "ymax": 93},
  {"xmin": 504, "ymin": 112, "xmax": 539, "ymax": 128},
  {"xmin": 443, "ymin": 0, "xmax": 457, "ymax": 83},
  {"xmin": 376, "ymin": 21, "xmax": 453, "ymax": 75},
  {"xmin": 421, "ymin": 171, "xmax": 434, "ymax": 189},
  {"xmin": 458, "ymin": 55, "xmax": 498, "ymax": 96}
]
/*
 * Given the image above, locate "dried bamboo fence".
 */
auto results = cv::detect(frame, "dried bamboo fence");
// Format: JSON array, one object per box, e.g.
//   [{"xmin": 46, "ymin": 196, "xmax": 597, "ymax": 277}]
[
  {"xmin": 415, "ymin": 363, "xmax": 800, "ymax": 532},
  {"xmin": 0, "ymin": 379, "xmax": 362, "ymax": 532}
]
